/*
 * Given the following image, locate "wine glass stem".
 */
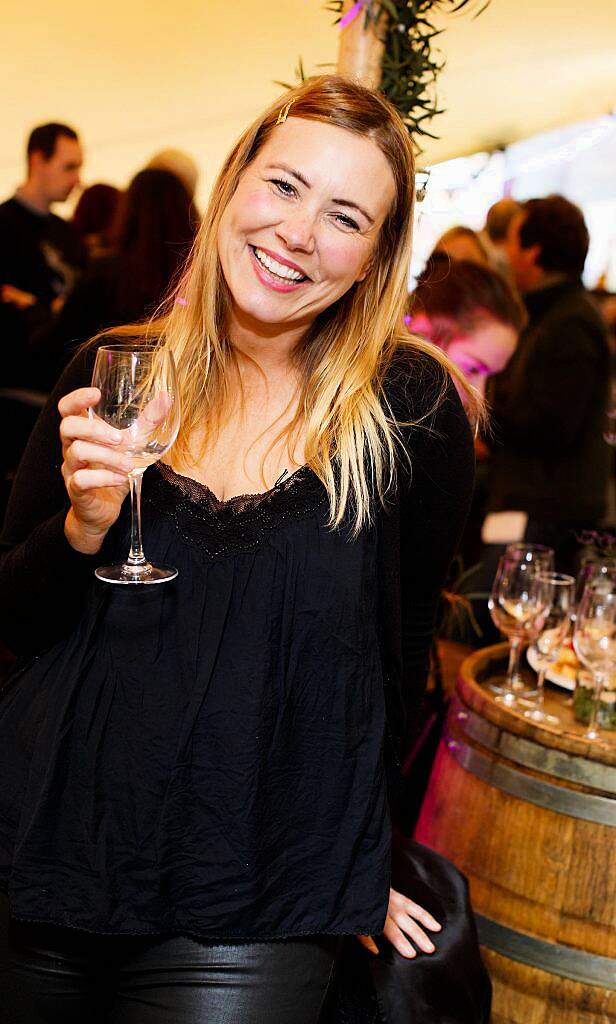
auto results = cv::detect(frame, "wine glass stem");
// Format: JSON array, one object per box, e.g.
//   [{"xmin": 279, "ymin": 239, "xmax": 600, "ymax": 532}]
[
  {"xmin": 536, "ymin": 666, "xmax": 547, "ymax": 709},
  {"xmin": 586, "ymin": 671, "xmax": 603, "ymax": 738},
  {"xmin": 505, "ymin": 636, "xmax": 522, "ymax": 697},
  {"xmin": 127, "ymin": 470, "xmax": 147, "ymax": 567}
]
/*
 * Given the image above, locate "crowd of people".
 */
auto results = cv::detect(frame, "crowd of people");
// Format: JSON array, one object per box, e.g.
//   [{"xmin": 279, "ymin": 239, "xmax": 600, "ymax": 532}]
[{"xmin": 0, "ymin": 85, "xmax": 613, "ymax": 1022}]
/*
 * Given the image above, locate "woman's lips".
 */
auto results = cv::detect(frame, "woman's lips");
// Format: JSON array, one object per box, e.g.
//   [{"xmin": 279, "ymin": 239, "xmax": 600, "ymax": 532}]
[{"xmin": 248, "ymin": 245, "xmax": 310, "ymax": 294}]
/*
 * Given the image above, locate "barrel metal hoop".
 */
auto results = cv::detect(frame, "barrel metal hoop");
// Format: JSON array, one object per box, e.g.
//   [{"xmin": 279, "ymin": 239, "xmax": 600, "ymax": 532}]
[
  {"xmin": 442, "ymin": 726, "xmax": 616, "ymax": 826},
  {"xmin": 476, "ymin": 913, "xmax": 616, "ymax": 989},
  {"xmin": 452, "ymin": 698, "xmax": 616, "ymax": 795}
]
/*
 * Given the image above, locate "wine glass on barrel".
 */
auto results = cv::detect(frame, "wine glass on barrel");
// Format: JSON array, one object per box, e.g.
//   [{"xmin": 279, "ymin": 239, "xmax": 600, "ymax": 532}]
[
  {"xmin": 573, "ymin": 581, "xmax": 616, "ymax": 741},
  {"xmin": 524, "ymin": 572, "xmax": 575, "ymax": 725},
  {"xmin": 488, "ymin": 555, "xmax": 548, "ymax": 706},
  {"xmin": 503, "ymin": 544, "xmax": 554, "ymax": 694},
  {"xmin": 90, "ymin": 344, "xmax": 180, "ymax": 584}
]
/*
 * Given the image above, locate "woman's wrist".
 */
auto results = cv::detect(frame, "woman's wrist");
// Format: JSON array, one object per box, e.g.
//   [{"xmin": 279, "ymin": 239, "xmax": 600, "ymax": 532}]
[{"xmin": 64, "ymin": 509, "xmax": 106, "ymax": 554}]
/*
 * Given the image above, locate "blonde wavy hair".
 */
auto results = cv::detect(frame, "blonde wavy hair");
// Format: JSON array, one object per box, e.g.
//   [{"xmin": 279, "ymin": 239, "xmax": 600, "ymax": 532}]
[{"xmin": 105, "ymin": 75, "xmax": 478, "ymax": 533}]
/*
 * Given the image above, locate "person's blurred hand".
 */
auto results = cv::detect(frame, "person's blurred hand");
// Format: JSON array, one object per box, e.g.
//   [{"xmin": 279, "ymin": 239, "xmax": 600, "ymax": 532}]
[{"xmin": 1, "ymin": 283, "xmax": 37, "ymax": 309}]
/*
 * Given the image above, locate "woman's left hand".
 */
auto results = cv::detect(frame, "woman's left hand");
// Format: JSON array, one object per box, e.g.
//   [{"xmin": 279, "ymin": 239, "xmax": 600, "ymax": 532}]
[{"xmin": 357, "ymin": 887, "xmax": 442, "ymax": 959}]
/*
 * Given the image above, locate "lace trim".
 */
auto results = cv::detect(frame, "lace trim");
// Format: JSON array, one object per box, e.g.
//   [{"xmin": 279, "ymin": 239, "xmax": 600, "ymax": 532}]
[{"xmin": 143, "ymin": 463, "xmax": 327, "ymax": 560}]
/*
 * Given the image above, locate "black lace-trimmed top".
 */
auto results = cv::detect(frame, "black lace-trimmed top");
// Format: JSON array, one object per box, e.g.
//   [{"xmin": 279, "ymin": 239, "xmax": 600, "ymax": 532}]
[
  {"xmin": 150, "ymin": 461, "xmax": 326, "ymax": 559},
  {"xmin": 0, "ymin": 343, "xmax": 475, "ymax": 942}
]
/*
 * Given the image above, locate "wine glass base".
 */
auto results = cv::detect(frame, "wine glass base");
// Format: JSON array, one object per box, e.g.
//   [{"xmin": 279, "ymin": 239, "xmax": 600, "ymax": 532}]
[
  {"xmin": 95, "ymin": 563, "xmax": 178, "ymax": 585},
  {"xmin": 489, "ymin": 679, "xmax": 538, "ymax": 699},
  {"xmin": 522, "ymin": 708, "xmax": 560, "ymax": 726},
  {"xmin": 495, "ymin": 692, "xmax": 518, "ymax": 707}
]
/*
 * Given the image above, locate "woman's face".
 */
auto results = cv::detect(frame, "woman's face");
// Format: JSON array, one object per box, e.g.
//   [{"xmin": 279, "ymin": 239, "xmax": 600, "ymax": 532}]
[
  {"xmin": 408, "ymin": 313, "xmax": 517, "ymax": 395},
  {"xmin": 217, "ymin": 117, "xmax": 396, "ymax": 336}
]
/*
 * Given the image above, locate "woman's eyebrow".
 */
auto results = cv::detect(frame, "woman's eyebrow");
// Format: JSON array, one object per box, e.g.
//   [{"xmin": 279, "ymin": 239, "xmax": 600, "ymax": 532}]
[{"xmin": 265, "ymin": 163, "xmax": 375, "ymax": 224}]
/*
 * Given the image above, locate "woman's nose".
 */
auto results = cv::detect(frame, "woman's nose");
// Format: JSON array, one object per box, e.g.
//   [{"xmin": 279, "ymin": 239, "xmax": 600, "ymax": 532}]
[{"xmin": 275, "ymin": 209, "xmax": 316, "ymax": 254}]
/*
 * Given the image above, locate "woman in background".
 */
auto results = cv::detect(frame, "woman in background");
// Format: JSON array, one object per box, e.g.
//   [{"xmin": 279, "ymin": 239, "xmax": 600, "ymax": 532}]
[
  {"xmin": 432, "ymin": 225, "xmax": 489, "ymax": 266},
  {"xmin": 47, "ymin": 168, "xmax": 198, "ymax": 380},
  {"xmin": 408, "ymin": 255, "xmax": 525, "ymax": 397},
  {"xmin": 72, "ymin": 183, "xmax": 121, "ymax": 262}
]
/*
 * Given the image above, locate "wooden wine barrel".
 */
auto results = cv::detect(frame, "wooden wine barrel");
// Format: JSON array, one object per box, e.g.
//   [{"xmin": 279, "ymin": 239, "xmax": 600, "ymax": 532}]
[{"xmin": 415, "ymin": 643, "xmax": 616, "ymax": 1024}]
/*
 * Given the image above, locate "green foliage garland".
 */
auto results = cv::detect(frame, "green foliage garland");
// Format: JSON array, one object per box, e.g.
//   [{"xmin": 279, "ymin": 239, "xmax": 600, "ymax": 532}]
[{"xmin": 325, "ymin": 0, "xmax": 491, "ymax": 145}]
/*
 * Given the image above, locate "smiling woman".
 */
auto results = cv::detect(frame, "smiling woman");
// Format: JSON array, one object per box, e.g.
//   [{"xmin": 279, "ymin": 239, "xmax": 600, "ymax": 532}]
[{"xmin": 0, "ymin": 76, "xmax": 482, "ymax": 1024}]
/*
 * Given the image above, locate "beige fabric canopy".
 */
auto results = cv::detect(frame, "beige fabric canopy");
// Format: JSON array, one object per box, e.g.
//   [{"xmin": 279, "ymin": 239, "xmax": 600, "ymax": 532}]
[{"xmin": 0, "ymin": 0, "xmax": 614, "ymax": 207}]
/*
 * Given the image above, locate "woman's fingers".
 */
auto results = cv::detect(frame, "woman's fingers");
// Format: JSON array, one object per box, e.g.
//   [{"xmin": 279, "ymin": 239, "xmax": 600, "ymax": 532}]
[
  {"xmin": 356, "ymin": 934, "xmax": 379, "ymax": 955},
  {"xmin": 64, "ymin": 440, "xmax": 134, "ymax": 475},
  {"xmin": 383, "ymin": 918, "xmax": 416, "ymax": 958},
  {"xmin": 403, "ymin": 898, "xmax": 441, "ymax": 932},
  {"xmin": 374, "ymin": 889, "xmax": 442, "ymax": 959},
  {"xmin": 391, "ymin": 909, "xmax": 435, "ymax": 954},
  {"xmin": 68, "ymin": 468, "xmax": 130, "ymax": 494},
  {"xmin": 60, "ymin": 413, "xmax": 123, "ymax": 450},
  {"xmin": 58, "ymin": 387, "xmax": 102, "ymax": 418}
]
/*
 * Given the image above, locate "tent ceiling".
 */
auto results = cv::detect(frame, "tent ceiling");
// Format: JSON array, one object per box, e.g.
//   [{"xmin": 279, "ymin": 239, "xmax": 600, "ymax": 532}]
[{"xmin": 0, "ymin": 0, "xmax": 614, "ymax": 203}]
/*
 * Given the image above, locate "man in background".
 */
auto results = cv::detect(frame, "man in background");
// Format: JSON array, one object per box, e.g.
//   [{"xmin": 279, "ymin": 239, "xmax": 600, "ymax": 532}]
[
  {"xmin": 0, "ymin": 122, "xmax": 85, "ymax": 388},
  {"xmin": 485, "ymin": 195, "xmax": 611, "ymax": 571},
  {"xmin": 481, "ymin": 197, "xmax": 520, "ymax": 278}
]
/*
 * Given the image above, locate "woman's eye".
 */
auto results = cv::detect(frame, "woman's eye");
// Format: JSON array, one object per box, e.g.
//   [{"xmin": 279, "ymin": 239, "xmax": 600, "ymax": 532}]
[
  {"xmin": 334, "ymin": 214, "xmax": 360, "ymax": 232},
  {"xmin": 270, "ymin": 178, "xmax": 296, "ymax": 197}
]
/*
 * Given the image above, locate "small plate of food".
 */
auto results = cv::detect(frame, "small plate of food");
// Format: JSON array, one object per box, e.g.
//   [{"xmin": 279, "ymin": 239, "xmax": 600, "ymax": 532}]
[{"xmin": 527, "ymin": 642, "xmax": 579, "ymax": 691}]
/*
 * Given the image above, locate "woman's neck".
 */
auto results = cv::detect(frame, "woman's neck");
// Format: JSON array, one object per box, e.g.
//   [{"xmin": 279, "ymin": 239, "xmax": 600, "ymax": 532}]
[{"xmin": 226, "ymin": 306, "xmax": 311, "ymax": 376}]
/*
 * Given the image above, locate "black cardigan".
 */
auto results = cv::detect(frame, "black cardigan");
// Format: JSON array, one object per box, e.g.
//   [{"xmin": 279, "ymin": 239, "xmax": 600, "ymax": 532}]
[{"xmin": 0, "ymin": 344, "xmax": 475, "ymax": 794}]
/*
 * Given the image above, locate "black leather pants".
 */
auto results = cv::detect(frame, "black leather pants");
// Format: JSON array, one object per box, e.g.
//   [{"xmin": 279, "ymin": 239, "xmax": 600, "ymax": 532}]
[{"xmin": 0, "ymin": 901, "xmax": 338, "ymax": 1024}]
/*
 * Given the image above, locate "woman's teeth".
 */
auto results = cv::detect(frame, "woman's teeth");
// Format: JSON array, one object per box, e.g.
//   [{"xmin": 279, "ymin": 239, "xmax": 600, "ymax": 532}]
[{"xmin": 252, "ymin": 247, "xmax": 306, "ymax": 282}]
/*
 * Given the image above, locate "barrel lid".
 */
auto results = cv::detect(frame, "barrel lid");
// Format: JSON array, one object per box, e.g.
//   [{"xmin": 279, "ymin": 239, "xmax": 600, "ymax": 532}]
[{"xmin": 457, "ymin": 644, "xmax": 616, "ymax": 768}]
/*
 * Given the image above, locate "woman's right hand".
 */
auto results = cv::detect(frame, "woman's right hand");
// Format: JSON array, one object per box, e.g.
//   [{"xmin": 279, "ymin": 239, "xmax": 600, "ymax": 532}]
[{"xmin": 59, "ymin": 387, "xmax": 133, "ymax": 554}]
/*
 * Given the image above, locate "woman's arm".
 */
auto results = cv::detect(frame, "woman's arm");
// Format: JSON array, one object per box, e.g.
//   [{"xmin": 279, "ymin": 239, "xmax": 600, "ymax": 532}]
[
  {"xmin": 0, "ymin": 347, "xmax": 105, "ymax": 655},
  {"xmin": 398, "ymin": 370, "xmax": 476, "ymax": 737},
  {"xmin": 360, "ymin": 364, "xmax": 474, "ymax": 960}
]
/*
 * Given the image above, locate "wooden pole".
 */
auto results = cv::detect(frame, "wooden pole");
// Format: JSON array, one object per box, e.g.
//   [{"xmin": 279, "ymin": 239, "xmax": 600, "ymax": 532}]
[{"xmin": 337, "ymin": 1, "xmax": 388, "ymax": 91}]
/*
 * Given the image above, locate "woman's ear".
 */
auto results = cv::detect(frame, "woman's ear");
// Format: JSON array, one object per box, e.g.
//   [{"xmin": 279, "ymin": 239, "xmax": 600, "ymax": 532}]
[{"xmin": 356, "ymin": 255, "xmax": 373, "ymax": 283}]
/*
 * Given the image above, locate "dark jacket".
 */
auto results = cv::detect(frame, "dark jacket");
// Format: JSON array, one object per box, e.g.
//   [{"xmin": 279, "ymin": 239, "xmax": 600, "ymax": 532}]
[
  {"xmin": 487, "ymin": 277, "xmax": 611, "ymax": 524},
  {"xmin": 0, "ymin": 196, "xmax": 84, "ymax": 389}
]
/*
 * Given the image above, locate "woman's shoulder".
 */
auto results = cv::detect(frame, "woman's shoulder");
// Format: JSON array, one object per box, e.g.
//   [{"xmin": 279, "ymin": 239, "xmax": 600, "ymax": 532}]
[{"xmin": 381, "ymin": 341, "xmax": 450, "ymax": 424}]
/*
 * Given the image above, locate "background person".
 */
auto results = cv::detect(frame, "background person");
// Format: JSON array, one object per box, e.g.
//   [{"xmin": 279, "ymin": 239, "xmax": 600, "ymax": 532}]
[
  {"xmin": 486, "ymin": 194, "xmax": 611, "ymax": 572},
  {"xmin": 146, "ymin": 147, "xmax": 200, "ymax": 201},
  {"xmin": 432, "ymin": 225, "xmax": 489, "ymax": 266},
  {"xmin": 408, "ymin": 255, "xmax": 524, "ymax": 397},
  {"xmin": 480, "ymin": 197, "xmax": 521, "ymax": 277},
  {"xmin": 71, "ymin": 182, "xmax": 121, "ymax": 262},
  {"xmin": 0, "ymin": 77, "xmax": 481, "ymax": 1023},
  {"xmin": 46, "ymin": 168, "xmax": 199, "ymax": 383},
  {"xmin": 0, "ymin": 123, "xmax": 84, "ymax": 387}
]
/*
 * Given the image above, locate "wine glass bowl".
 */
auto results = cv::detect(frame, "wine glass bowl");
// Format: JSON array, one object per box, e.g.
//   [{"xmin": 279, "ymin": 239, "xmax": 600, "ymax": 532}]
[
  {"xmin": 524, "ymin": 572, "xmax": 575, "ymax": 725},
  {"xmin": 505, "ymin": 543, "xmax": 555, "ymax": 573},
  {"xmin": 572, "ymin": 582, "xmax": 616, "ymax": 740},
  {"xmin": 90, "ymin": 345, "xmax": 180, "ymax": 585},
  {"xmin": 488, "ymin": 555, "xmax": 549, "ymax": 705}
]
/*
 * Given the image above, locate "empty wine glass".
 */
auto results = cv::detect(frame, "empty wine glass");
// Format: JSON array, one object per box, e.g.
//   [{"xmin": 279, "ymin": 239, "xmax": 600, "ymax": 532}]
[
  {"xmin": 572, "ymin": 581, "xmax": 616, "ymax": 740},
  {"xmin": 574, "ymin": 555, "xmax": 616, "ymax": 612},
  {"xmin": 505, "ymin": 543, "xmax": 555, "ymax": 572},
  {"xmin": 488, "ymin": 555, "xmax": 549, "ymax": 706},
  {"xmin": 90, "ymin": 345, "xmax": 180, "ymax": 584},
  {"xmin": 503, "ymin": 543, "xmax": 554, "ymax": 693},
  {"xmin": 524, "ymin": 572, "xmax": 575, "ymax": 725}
]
